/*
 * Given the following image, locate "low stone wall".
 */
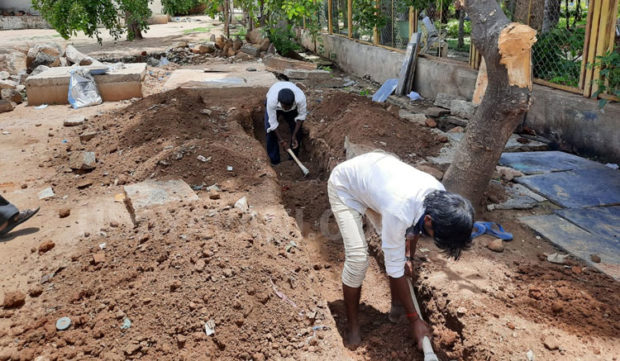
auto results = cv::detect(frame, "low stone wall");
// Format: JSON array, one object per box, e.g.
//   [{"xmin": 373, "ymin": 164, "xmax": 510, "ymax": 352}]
[
  {"xmin": 0, "ymin": 15, "xmax": 50, "ymax": 30},
  {"xmin": 300, "ymin": 30, "xmax": 620, "ymax": 163}
]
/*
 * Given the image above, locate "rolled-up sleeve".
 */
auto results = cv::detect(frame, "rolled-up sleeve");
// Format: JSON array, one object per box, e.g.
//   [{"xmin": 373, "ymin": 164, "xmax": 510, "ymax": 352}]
[
  {"xmin": 381, "ymin": 215, "xmax": 408, "ymax": 278},
  {"xmin": 265, "ymin": 97, "xmax": 279, "ymax": 133}
]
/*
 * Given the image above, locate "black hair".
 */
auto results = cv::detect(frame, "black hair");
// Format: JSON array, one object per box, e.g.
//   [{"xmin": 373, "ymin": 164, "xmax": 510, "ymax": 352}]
[
  {"xmin": 278, "ymin": 88, "xmax": 295, "ymax": 106},
  {"xmin": 423, "ymin": 190, "xmax": 474, "ymax": 260}
]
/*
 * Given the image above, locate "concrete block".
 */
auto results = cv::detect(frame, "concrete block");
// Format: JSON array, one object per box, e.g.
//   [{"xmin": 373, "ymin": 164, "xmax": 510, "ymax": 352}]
[
  {"xmin": 424, "ymin": 106, "xmax": 450, "ymax": 117},
  {"xmin": 69, "ymin": 151, "xmax": 96, "ymax": 170},
  {"xmin": 434, "ymin": 92, "xmax": 466, "ymax": 109},
  {"xmin": 64, "ymin": 116, "xmax": 86, "ymax": 127},
  {"xmin": 0, "ymin": 99, "xmax": 14, "ymax": 113},
  {"xmin": 65, "ymin": 45, "xmax": 101, "ymax": 66},
  {"xmin": 164, "ymin": 69, "xmax": 276, "ymax": 90},
  {"xmin": 283, "ymin": 69, "xmax": 331, "ymax": 80},
  {"xmin": 123, "ymin": 179, "xmax": 199, "ymax": 215},
  {"xmin": 263, "ymin": 55, "xmax": 317, "ymax": 73},
  {"xmin": 450, "ymin": 99, "xmax": 477, "ymax": 119},
  {"xmin": 25, "ymin": 63, "xmax": 146, "ymax": 106}
]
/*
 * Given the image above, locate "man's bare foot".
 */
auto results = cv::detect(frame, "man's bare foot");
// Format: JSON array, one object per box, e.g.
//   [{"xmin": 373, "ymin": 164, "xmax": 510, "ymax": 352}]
[
  {"xmin": 389, "ymin": 304, "xmax": 405, "ymax": 323},
  {"xmin": 344, "ymin": 327, "xmax": 361, "ymax": 348}
]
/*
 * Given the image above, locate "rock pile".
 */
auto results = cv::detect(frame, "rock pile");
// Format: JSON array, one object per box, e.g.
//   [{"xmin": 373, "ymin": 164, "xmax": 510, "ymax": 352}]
[{"xmin": 0, "ymin": 42, "xmax": 102, "ymax": 113}]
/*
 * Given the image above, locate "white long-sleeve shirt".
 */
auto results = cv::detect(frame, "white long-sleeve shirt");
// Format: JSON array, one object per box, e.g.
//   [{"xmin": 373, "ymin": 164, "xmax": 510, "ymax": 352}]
[
  {"xmin": 328, "ymin": 152, "xmax": 445, "ymax": 278},
  {"xmin": 265, "ymin": 81, "xmax": 307, "ymax": 133}
]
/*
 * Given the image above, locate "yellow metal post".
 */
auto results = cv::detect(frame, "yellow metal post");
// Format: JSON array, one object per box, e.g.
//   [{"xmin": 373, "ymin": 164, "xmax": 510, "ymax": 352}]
[
  {"xmin": 373, "ymin": 0, "xmax": 379, "ymax": 44},
  {"xmin": 348, "ymin": 0, "xmax": 353, "ymax": 38},
  {"xmin": 409, "ymin": 6, "xmax": 414, "ymax": 38},
  {"xmin": 328, "ymin": 0, "xmax": 333, "ymax": 34}
]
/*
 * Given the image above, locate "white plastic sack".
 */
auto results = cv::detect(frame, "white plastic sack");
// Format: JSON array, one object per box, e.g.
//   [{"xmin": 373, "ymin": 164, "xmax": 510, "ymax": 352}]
[{"xmin": 67, "ymin": 68, "xmax": 102, "ymax": 109}]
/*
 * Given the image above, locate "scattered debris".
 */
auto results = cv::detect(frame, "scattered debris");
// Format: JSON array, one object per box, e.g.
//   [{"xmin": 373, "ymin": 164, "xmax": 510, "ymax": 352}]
[
  {"xmin": 590, "ymin": 254, "xmax": 601, "ymax": 263},
  {"xmin": 92, "ymin": 251, "xmax": 106, "ymax": 264},
  {"xmin": 234, "ymin": 196, "xmax": 248, "ymax": 212},
  {"xmin": 38, "ymin": 187, "xmax": 55, "ymax": 199},
  {"xmin": 545, "ymin": 253, "xmax": 569, "ymax": 265},
  {"xmin": 69, "ymin": 151, "xmax": 96, "ymax": 171},
  {"xmin": 55, "ymin": 317, "xmax": 72, "ymax": 331},
  {"xmin": 526, "ymin": 349, "xmax": 535, "ymax": 361},
  {"xmin": 121, "ymin": 317, "xmax": 132, "ymax": 330},
  {"xmin": 205, "ymin": 319, "xmax": 216, "ymax": 336},
  {"xmin": 63, "ymin": 116, "xmax": 86, "ymax": 127}
]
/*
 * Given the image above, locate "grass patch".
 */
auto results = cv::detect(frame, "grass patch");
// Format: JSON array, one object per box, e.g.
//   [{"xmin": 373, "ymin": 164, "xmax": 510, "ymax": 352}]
[{"xmin": 183, "ymin": 27, "xmax": 211, "ymax": 34}]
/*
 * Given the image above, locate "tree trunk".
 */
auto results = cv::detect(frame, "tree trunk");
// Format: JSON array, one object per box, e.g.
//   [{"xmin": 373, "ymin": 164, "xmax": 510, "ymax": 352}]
[
  {"xmin": 457, "ymin": 9, "xmax": 465, "ymax": 49},
  {"xmin": 513, "ymin": 0, "xmax": 545, "ymax": 32},
  {"xmin": 224, "ymin": 0, "xmax": 230, "ymax": 38},
  {"xmin": 442, "ymin": 0, "xmax": 537, "ymax": 210},
  {"xmin": 542, "ymin": 0, "xmax": 560, "ymax": 33}
]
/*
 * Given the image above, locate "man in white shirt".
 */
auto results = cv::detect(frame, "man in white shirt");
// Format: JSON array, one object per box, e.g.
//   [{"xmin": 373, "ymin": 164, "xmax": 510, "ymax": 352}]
[
  {"xmin": 264, "ymin": 81, "xmax": 308, "ymax": 164},
  {"xmin": 328, "ymin": 151, "xmax": 474, "ymax": 349}
]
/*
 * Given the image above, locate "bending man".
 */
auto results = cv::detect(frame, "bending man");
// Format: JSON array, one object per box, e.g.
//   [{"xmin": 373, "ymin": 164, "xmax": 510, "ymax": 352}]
[
  {"xmin": 264, "ymin": 81, "xmax": 307, "ymax": 165},
  {"xmin": 327, "ymin": 151, "xmax": 474, "ymax": 348}
]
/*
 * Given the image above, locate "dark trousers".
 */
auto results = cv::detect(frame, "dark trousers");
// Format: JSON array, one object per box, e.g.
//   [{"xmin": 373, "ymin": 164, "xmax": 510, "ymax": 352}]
[
  {"xmin": 0, "ymin": 195, "xmax": 18, "ymax": 224},
  {"xmin": 264, "ymin": 108, "xmax": 302, "ymax": 165}
]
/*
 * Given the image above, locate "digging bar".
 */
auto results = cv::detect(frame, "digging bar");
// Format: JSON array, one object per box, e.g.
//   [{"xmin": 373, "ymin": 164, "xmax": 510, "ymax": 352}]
[
  {"xmin": 286, "ymin": 148, "xmax": 310, "ymax": 176},
  {"xmin": 407, "ymin": 278, "xmax": 439, "ymax": 361}
]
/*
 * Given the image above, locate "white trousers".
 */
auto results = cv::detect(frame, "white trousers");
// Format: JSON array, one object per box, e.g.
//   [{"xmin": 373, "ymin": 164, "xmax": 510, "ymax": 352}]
[{"xmin": 328, "ymin": 181, "xmax": 369, "ymax": 288}]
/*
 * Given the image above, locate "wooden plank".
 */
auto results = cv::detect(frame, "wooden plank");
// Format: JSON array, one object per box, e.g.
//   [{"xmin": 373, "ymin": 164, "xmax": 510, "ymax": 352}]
[
  {"xmin": 579, "ymin": 0, "xmax": 596, "ymax": 89},
  {"xmin": 396, "ymin": 31, "xmax": 418, "ymax": 95},
  {"xmin": 591, "ymin": 0, "xmax": 612, "ymax": 96},
  {"xmin": 533, "ymin": 79, "xmax": 583, "ymax": 94},
  {"xmin": 405, "ymin": 32, "xmax": 422, "ymax": 94}
]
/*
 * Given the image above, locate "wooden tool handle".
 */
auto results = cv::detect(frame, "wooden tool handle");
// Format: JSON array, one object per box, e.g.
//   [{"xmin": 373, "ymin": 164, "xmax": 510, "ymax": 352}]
[{"xmin": 286, "ymin": 148, "xmax": 309, "ymax": 176}]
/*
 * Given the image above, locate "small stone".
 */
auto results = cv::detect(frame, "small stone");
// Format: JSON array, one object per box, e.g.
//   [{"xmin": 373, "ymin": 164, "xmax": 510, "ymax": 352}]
[
  {"xmin": 38, "ymin": 240, "xmax": 55, "ymax": 254},
  {"xmin": 2, "ymin": 291, "xmax": 26, "ymax": 308},
  {"xmin": 194, "ymin": 259, "xmax": 205, "ymax": 272},
  {"xmin": 424, "ymin": 118, "xmax": 437, "ymax": 128},
  {"xmin": 38, "ymin": 187, "xmax": 55, "ymax": 199},
  {"xmin": 58, "ymin": 208, "xmax": 71, "ymax": 218},
  {"xmin": 590, "ymin": 254, "xmax": 601, "ymax": 263},
  {"xmin": 456, "ymin": 306, "xmax": 467, "ymax": 316},
  {"xmin": 69, "ymin": 151, "xmax": 96, "ymax": 171},
  {"xmin": 543, "ymin": 336, "xmax": 559, "ymax": 350},
  {"xmin": 448, "ymin": 126, "xmax": 464, "ymax": 133},
  {"xmin": 28, "ymin": 285, "xmax": 43, "ymax": 297},
  {"xmin": 109, "ymin": 221, "xmax": 119, "ymax": 228},
  {"xmin": 63, "ymin": 116, "xmax": 86, "ymax": 127},
  {"xmin": 123, "ymin": 344, "xmax": 141, "ymax": 356},
  {"xmin": 76, "ymin": 180, "xmax": 93, "ymax": 189},
  {"xmin": 92, "ymin": 252, "xmax": 106, "ymax": 264},
  {"xmin": 170, "ymin": 280, "xmax": 182, "ymax": 291},
  {"xmin": 506, "ymin": 321, "xmax": 516, "ymax": 330},
  {"xmin": 551, "ymin": 301, "xmax": 563, "ymax": 313},
  {"xmin": 223, "ymin": 268, "xmax": 234, "ymax": 278},
  {"xmin": 79, "ymin": 131, "xmax": 97, "ymax": 142},
  {"xmin": 176, "ymin": 334, "xmax": 186, "ymax": 348},
  {"xmin": 0, "ymin": 99, "xmax": 14, "ymax": 113},
  {"xmin": 209, "ymin": 189, "xmax": 220, "ymax": 200},
  {"xmin": 486, "ymin": 238, "xmax": 504, "ymax": 252},
  {"xmin": 200, "ymin": 108, "xmax": 212, "ymax": 116}
]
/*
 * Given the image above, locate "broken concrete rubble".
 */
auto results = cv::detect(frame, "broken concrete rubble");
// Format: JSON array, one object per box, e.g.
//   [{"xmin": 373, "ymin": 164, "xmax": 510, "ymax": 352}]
[
  {"xmin": 434, "ymin": 92, "xmax": 466, "ymax": 109},
  {"xmin": 450, "ymin": 99, "xmax": 477, "ymax": 119},
  {"xmin": 0, "ymin": 49, "xmax": 27, "ymax": 75},
  {"xmin": 69, "ymin": 151, "xmax": 96, "ymax": 171},
  {"xmin": 0, "ymin": 99, "xmax": 14, "ymax": 113},
  {"xmin": 240, "ymin": 44, "xmax": 260, "ymax": 57},
  {"xmin": 64, "ymin": 45, "xmax": 101, "ymax": 66},
  {"xmin": 1, "ymin": 89, "xmax": 22, "ymax": 104}
]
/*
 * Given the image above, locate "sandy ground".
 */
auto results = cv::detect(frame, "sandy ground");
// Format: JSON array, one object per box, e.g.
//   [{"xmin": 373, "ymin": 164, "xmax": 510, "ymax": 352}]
[{"xmin": 1, "ymin": 19, "xmax": 619, "ymax": 361}]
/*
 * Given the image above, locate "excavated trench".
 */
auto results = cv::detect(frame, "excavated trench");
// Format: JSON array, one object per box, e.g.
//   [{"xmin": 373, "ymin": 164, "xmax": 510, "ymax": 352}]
[{"xmin": 240, "ymin": 103, "xmax": 457, "ymax": 361}]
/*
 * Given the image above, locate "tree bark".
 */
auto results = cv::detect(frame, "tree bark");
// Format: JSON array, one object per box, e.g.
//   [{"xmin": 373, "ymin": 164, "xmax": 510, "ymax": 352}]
[
  {"xmin": 442, "ymin": 0, "xmax": 537, "ymax": 210},
  {"xmin": 457, "ymin": 9, "xmax": 465, "ymax": 49},
  {"xmin": 224, "ymin": 0, "xmax": 230, "ymax": 38},
  {"xmin": 542, "ymin": 0, "xmax": 560, "ymax": 33}
]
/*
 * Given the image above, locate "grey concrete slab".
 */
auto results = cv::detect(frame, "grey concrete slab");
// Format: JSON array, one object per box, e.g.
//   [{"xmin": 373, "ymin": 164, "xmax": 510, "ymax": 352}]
[
  {"xmin": 520, "ymin": 214, "xmax": 620, "ymax": 280},
  {"xmin": 555, "ymin": 206, "xmax": 620, "ymax": 241},
  {"xmin": 487, "ymin": 183, "xmax": 547, "ymax": 211},
  {"xmin": 164, "ymin": 69, "xmax": 277, "ymax": 90},
  {"xmin": 124, "ymin": 179, "xmax": 199, "ymax": 215},
  {"xmin": 516, "ymin": 168, "xmax": 620, "ymax": 208},
  {"xmin": 427, "ymin": 134, "xmax": 547, "ymax": 165},
  {"xmin": 499, "ymin": 151, "xmax": 608, "ymax": 174}
]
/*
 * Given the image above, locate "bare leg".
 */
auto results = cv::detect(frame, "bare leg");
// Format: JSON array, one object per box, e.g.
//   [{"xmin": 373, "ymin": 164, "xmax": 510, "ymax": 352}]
[
  {"xmin": 343, "ymin": 283, "xmax": 362, "ymax": 346},
  {"xmin": 389, "ymin": 280, "xmax": 405, "ymax": 323},
  {"xmin": 0, "ymin": 221, "xmax": 7, "ymax": 232}
]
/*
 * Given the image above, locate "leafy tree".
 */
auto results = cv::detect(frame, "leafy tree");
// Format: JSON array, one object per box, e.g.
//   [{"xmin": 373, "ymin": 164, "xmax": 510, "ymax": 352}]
[{"xmin": 32, "ymin": 0, "xmax": 152, "ymax": 43}]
